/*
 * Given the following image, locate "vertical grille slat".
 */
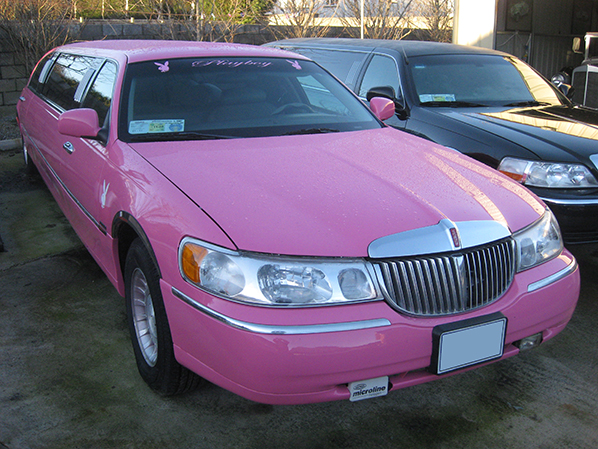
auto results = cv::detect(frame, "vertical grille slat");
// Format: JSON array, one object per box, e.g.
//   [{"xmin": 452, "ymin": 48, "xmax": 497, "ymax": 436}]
[{"xmin": 374, "ymin": 239, "xmax": 515, "ymax": 316}]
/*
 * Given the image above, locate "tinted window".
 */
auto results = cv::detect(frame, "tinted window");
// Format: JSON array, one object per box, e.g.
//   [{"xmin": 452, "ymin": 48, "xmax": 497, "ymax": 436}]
[
  {"xmin": 409, "ymin": 54, "xmax": 564, "ymax": 107},
  {"xmin": 119, "ymin": 57, "xmax": 381, "ymax": 142},
  {"xmin": 43, "ymin": 54, "xmax": 102, "ymax": 111},
  {"xmin": 82, "ymin": 61, "xmax": 117, "ymax": 126},
  {"xmin": 28, "ymin": 52, "xmax": 55, "ymax": 94},
  {"xmin": 288, "ymin": 48, "xmax": 367, "ymax": 89},
  {"xmin": 358, "ymin": 55, "xmax": 401, "ymax": 99}
]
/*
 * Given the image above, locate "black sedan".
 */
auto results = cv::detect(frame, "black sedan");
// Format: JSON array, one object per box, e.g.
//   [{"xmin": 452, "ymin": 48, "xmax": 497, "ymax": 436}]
[{"xmin": 265, "ymin": 38, "xmax": 598, "ymax": 244}]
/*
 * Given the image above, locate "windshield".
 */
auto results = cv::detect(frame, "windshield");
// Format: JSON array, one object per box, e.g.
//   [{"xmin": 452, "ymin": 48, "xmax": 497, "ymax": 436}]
[
  {"xmin": 409, "ymin": 54, "xmax": 565, "ymax": 108},
  {"xmin": 119, "ymin": 57, "xmax": 381, "ymax": 142}
]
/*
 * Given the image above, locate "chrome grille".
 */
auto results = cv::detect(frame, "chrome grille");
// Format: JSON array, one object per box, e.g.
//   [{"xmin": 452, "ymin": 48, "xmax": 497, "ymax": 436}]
[{"xmin": 372, "ymin": 239, "xmax": 516, "ymax": 316}]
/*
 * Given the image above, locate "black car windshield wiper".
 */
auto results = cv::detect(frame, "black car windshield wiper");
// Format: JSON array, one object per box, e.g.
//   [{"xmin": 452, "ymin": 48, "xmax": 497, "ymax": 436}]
[
  {"xmin": 282, "ymin": 128, "xmax": 341, "ymax": 136},
  {"xmin": 503, "ymin": 100, "xmax": 552, "ymax": 107},
  {"xmin": 130, "ymin": 131, "xmax": 233, "ymax": 142},
  {"xmin": 420, "ymin": 101, "xmax": 488, "ymax": 108}
]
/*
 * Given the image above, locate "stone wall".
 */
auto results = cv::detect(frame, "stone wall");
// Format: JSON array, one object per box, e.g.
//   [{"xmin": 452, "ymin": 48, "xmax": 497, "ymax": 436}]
[{"xmin": 0, "ymin": 39, "xmax": 28, "ymax": 117}]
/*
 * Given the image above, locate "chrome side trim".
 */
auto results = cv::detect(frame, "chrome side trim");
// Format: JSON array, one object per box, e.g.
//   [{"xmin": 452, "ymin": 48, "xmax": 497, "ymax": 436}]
[
  {"xmin": 527, "ymin": 259, "xmax": 578, "ymax": 292},
  {"xmin": 171, "ymin": 287, "xmax": 392, "ymax": 335},
  {"xmin": 540, "ymin": 197, "xmax": 598, "ymax": 206},
  {"xmin": 28, "ymin": 134, "xmax": 106, "ymax": 235}
]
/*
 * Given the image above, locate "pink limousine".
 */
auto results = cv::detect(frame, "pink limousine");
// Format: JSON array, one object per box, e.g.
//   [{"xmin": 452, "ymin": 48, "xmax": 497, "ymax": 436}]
[{"xmin": 17, "ymin": 40, "xmax": 579, "ymax": 404}]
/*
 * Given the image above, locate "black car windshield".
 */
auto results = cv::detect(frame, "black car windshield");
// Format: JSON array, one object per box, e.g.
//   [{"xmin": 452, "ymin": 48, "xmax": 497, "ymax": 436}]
[
  {"xmin": 119, "ymin": 57, "xmax": 381, "ymax": 142},
  {"xmin": 409, "ymin": 54, "xmax": 566, "ymax": 108}
]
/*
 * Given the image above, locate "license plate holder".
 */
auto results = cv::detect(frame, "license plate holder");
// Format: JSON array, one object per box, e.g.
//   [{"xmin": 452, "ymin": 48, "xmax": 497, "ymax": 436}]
[{"xmin": 431, "ymin": 312, "xmax": 507, "ymax": 375}]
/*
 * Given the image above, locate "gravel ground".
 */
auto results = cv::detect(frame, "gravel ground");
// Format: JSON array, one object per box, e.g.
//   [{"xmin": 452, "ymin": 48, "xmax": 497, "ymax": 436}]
[{"xmin": 0, "ymin": 115, "xmax": 20, "ymax": 141}]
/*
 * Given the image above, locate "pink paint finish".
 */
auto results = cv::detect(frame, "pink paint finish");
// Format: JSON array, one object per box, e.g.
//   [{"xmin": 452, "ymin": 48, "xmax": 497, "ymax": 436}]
[
  {"xmin": 163, "ymin": 253, "xmax": 579, "ymax": 404},
  {"xmin": 58, "ymin": 108, "xmax": 101, "ymax": 138},
  {"xmin": 133, "ymin": 128, "xmax": 545, "ymax": 257},
  {"xmin": 369, "ymin": 97, "xmax": 396, "ymax": 121},
  {"xmin": 17, "ymin": 40, "xmax": 580, "ymax": 405}
]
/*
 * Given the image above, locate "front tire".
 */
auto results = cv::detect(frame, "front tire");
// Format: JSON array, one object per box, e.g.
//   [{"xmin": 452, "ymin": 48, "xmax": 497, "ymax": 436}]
[{"xmin": 125, "ymin": 239, "xmax": 201, "ymax": 395}]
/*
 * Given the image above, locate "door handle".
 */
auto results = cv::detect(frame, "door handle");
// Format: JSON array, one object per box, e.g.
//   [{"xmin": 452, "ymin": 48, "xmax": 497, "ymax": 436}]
[{"xmin": 63, "ymin": 141, "xmax": 74, "ymax": 154}]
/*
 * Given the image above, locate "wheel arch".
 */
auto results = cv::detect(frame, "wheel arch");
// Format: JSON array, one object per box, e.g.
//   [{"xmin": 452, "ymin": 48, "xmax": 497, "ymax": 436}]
[{"xmin": 112, "ymin": 211, "xmax": 162, "ymax": 283}]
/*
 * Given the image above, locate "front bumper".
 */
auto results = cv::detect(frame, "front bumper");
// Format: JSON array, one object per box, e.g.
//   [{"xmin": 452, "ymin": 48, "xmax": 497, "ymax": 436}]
[
  {"xmin": 540, "ymin": 197, "xmax": 598, "ymax": 244},
  {"xmin": 162, "ymin": 252, "xmax": 579, "ymax": 405}
]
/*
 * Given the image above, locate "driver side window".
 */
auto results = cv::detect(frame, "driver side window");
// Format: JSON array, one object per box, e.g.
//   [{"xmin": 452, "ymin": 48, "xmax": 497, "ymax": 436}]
[{"xmin": 358, "ymin": 55, "xmax": 401, "ymax": 100}]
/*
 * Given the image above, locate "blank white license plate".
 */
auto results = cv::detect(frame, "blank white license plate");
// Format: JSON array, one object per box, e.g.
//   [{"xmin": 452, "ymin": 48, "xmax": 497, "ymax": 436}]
[{"xmin": 432, "ymin": 313, "xmax": 507, "ymax": 375}]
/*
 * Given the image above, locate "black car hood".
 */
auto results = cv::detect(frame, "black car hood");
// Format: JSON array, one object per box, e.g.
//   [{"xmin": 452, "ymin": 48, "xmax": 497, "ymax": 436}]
[{"xmin": 431, "ymin": 105, "xmax": 598, "ymax": 163}]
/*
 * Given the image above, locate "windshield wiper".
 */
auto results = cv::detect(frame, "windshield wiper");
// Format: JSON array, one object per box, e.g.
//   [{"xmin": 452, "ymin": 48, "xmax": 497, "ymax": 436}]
[
  {"xmin": 420, "ymin": 101, "xmax": 488, "ymax": 108},
  {"xmin": 130, "ymin": 131, "xmax": 233, "ymax": 142},
  {"xmin": 503, "ymin": 100, "xmax": 552, "ymax": 107},
  {"xmin": 283, "ymin": 128, "xmax": 340, "ymax": 136}
]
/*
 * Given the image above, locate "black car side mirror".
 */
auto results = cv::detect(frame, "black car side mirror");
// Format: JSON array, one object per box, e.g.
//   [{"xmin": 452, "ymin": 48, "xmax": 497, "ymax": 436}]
[{"xmin": 366, "ymin": 86, "xmax": 409, "ymax": 121}]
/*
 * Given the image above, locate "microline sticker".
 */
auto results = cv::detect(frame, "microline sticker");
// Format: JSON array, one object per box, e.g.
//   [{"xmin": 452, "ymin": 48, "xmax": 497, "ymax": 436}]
[{"xmin": 129, "ymin": 119, "xmax": 185, "ymax": 134}]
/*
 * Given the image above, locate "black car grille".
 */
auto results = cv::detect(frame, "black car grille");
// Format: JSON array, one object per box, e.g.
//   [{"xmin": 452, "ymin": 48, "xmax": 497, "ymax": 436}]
[{"xmin": 372, "ymin": 239, "xmax": 516, "ymax": 316}]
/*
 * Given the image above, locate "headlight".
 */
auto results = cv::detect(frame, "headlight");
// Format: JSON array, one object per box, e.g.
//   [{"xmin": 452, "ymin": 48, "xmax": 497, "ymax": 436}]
[
  {"xmin": 498, "ymin": 157, "xmax": 598, "ymax": 188},
  {"xmin": 513, "ymin": 209, "xmax": 563, "ymax": 272},
  {"xmin": 179, "ymin": 238, "xmax": 380, "ymax": 306}
]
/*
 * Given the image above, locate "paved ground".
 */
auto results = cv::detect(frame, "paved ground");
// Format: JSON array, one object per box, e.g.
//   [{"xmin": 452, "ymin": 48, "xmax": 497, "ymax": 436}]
[{"xmin": 1, "ymin": 147, "xmax": 598, "ymax": 449}]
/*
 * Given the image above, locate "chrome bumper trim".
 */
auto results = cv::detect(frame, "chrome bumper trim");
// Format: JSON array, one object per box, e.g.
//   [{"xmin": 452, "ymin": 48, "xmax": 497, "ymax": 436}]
[
  {"xmin": 540, "ymin": 197, "xmax": 598, "ymax": 206},
  {"xmin": 527, "ymin": 259, "xmax": 578, "ymax": 293},
  {"xmin": 172, "ymin": 287, "xmax": 391, "ymax": 335}
]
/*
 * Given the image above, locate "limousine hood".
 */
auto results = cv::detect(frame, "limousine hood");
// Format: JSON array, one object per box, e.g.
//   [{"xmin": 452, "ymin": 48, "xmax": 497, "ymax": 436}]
[
  {"xmin": 130, "ymin": 128, "xmax": 545, "ymax": 257},
  {"xmin": 430, "ymin": 105, "xmax": 598, "ymax": 163}
]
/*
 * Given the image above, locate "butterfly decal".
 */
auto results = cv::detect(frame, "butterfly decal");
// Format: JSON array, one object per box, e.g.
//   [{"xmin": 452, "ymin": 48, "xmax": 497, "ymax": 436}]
[
  {"xmin": 155, "ymin": 61, "xmax": 170, "ymax": 73},
  {"xmin": 286, "ymin": 60, "xmax": 302, "ymax": 70}
]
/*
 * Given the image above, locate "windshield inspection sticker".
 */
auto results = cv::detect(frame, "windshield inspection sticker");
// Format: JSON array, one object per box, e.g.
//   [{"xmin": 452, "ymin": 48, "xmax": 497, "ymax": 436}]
[
  {"xmin": 420, "ymin": 94, "xmax": 456, "ymax": 102},
  {"xmin": 129, "ymin": 119, "xmax": 185, "ymax": 134},
  {"xmin": 349, "ymin": 376, "xmax": 389, "ymax": 402}
]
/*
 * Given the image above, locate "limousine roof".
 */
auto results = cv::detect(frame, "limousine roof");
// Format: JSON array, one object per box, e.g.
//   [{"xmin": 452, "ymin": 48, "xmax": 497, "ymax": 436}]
[
  {"xmin": 267, "ymin": 38, "xmax": 507, "ymax": 59},
  {"xmin": 51, "ymin": 40, "xmax": 302, "ymax": 63}
]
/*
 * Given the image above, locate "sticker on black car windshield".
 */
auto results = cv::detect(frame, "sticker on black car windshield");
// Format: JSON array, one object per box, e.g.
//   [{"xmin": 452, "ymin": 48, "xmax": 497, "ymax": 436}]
[
  {"xmin": 129, "ymin": 119, "xmax": 185, "ymax": 134},
  {"xmin": 420, "ymin": 94, "xmax": 456, "ymax": 102}
]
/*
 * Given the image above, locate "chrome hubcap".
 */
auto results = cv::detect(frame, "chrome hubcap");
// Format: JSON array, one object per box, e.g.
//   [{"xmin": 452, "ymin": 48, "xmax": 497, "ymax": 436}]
[{"xmin": 131, "ymin": 268, "xmax": 158, "ymax": 366}]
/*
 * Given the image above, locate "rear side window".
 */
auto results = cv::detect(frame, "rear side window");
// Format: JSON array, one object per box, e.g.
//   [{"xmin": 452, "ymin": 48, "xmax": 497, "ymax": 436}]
[
  {"xmin": 358, "ymin": 55, "xmax": 401, "ymax": 99},
  {"xmin": 43, "ymin": 53, "xmax": 102, "ymax": 111},
  {"xmin": 289, "ymin": 48, "xmax": 367, "ymax": 89},
  {"xmin": 82, "ymin": 61, "xmax": 118, "ymax": 127}
]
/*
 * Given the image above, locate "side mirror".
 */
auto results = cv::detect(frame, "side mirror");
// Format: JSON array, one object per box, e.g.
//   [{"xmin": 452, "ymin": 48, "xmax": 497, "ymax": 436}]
[
  {"xmin": 58, "ymin": 108, "xmax": 101, "ymax": 139},
  {"xmin": 366, "ymin": 86, "xmax": 409, "ymax": 121},
  {"xmin": 573, "ymin": 37, "xmax": 582, "ymax": 54},
  {"xmin": 369, "ymin": 97, "xmax": 395, "ymax": 121},
  {"xmin": 366, "ymin": 86, "xmax": 395, "ymax": 102},
  {"xmin": 558, "ymin": 83, "xmax": 575, "ymax": 99}
]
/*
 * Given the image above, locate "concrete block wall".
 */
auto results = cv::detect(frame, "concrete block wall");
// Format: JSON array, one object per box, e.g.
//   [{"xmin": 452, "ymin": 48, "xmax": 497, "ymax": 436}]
[{"xmin": 0, "ymin": 39, "xmax": 29, "ymax": 116}]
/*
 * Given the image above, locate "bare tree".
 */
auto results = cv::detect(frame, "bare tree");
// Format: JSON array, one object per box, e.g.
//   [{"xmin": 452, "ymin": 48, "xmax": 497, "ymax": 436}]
[
  {"xmin": 268, "ymin": 0, "xmax": 341, "ymax": 39},
  {"xmin": 412, "ymin": 0, "xmax": 453, "ymax": 42},
  {"xmin": 0, "ymin": 0, "xmax": 74, "ymax": 75},
  {"xmin": 340, "ymin": 0, "xmax": 414, "ymax": 40}
]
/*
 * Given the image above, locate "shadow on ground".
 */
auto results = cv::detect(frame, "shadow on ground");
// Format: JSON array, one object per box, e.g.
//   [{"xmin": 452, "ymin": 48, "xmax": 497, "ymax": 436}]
[{"xmin": 1, "ymin": 148, "xmax": 597, "ymax": 449}]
